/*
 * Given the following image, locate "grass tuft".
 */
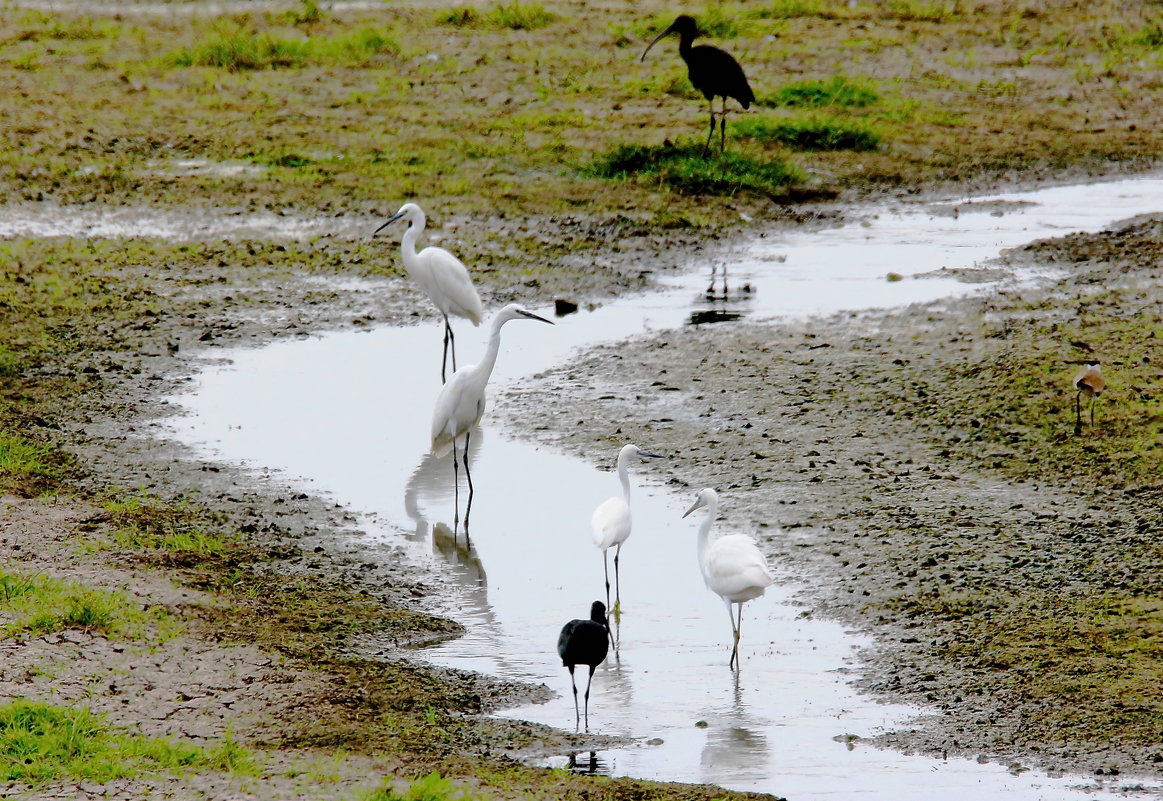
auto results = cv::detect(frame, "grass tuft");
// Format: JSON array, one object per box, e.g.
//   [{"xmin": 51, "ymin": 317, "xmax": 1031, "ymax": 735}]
[
  {"xmin": 0, "ymin": 570, "xmax": 154, "ymax": 638},
  {"xmin": 0, "ymin": 701, "xmax": 257, "ymax": 785},
  {"xmin": 0, "ymin": 433, "xmax": 71, "ymax": 497},
  {"xmin": 436, "ymin": 2, "xmax": 556, "ymax": 31},
  {"xmin": 168, "ymin": 25, "xmax": 399, "ymax": 70},
  {"xmin": 364, "ymin": 770, "xmax": 487, "ymax": 801},
  {"xmin": 760, "ymin": 76, "xmax": 880, "ymax": 108},
  {"xmin": 735, "ymin": 115, "xmax": 881, "ymax": 151},
  {"xmin": 103, "ymin": 496, "xmax": 234, "ymax": 557},
  {"xmin": 588, "ymin": 141, "xmax": 801, "ymax": 196}
]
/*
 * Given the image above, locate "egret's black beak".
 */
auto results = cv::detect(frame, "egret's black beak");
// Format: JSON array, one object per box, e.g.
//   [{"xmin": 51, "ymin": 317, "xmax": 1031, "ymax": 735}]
[
  {"xmin": 372, "ymin": 211, "xmax": 407, "ymax": 236},
  {"xmin": 639, "ymin": 451, "xmax": 664, "ymax": 459},
  {"xmin": 682, "ymin": 497, "xmax": 705, "ymax": 519},
  {"xmin": 640, "ymin": 22, "xmax": 677, "ymax": 62},
  {"xmin": 518, "ymin": 310, "xmax": 555, "ymax": 325}
]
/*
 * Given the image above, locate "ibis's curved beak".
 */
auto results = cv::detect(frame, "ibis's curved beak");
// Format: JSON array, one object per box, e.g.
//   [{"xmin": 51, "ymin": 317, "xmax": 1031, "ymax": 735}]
[
  {"xmin": 518, "ymin": 309, "xmax": 555, "ymax": 325},
  {"xmin": 682, "ymin": 496, "xmax": 706, "ymax": 518},
  {"xmin": 372, "ymin": 211, "xmax": 407, "ymax": 236},
  {"xmin": 640, "ymin": 23, "xmax": 675, "ymax": 62}
]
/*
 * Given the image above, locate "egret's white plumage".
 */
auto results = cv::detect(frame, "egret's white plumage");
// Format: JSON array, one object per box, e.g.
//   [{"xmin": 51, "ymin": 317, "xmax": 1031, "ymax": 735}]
[
  {"xmin": 591, "ymin": 443, "xmax": 662, "ymax": 613},
  {"xmin": 683, "ymin": 487, "xmax": 773, "ymax": 669},
  {"xmin": 431, "ymin": 304, "xmax": 553, "ymax": 456},
  {"xmin": 375, "ymin": 202, "xmax": 484, "ymax": 383},
  {"xmin": 429, "ymin": 304, "xmax": 554, "ymax": 533}
]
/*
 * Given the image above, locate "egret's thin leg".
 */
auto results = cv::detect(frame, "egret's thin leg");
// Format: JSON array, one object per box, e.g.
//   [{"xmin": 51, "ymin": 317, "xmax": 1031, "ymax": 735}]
[
  {"xmin": 734, "ymin": 602, "xmax": 745, "ymax": 668},
  {"xmin": 583, "ymin": 665, "xmax": 596, "ymax": 731},
  {"xmin": 613, "ymin": 542, "xmax": 622, "ymax": 616},
  {"xmin": 721, "ymin": 262, "xmax": 729, "ymax": 297},
  {"xmin": 451, "ymin": 438, "xmax": 461, "ymax": 536},
  {"xmin": 1090, "ymin": 396, "xmax": 1096, "ymax": 426},
  {"xmin": 441, "ymin": 316, "xmax": 451, "ymax": 385},
  {"xmin": 568, "ymin": 665, "xmax": 580, "ymax": 729},
  {"xmin": 463, "ymin": 427, "xmax": 474, "ymax": 539},
  {"xmin": 602, "ymin": 550, "xmax": 611, "ymax": 610},
  {"xmin": 1074, "ymin": 390, "xmax": 1083, "ymax": 436},
  {"xmin": 447, "ymin": 316, "xmax": 458, "ymax": 373},
  {"xmin": 725, "ymin": 599, "xmax": 739, "ymax": 669}
]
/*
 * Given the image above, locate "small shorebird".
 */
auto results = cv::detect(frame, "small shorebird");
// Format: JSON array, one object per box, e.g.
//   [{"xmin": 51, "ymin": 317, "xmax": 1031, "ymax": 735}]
[{"xmin": 1072, "ymin": 361, "xmax": 1105, "ymax": 435}]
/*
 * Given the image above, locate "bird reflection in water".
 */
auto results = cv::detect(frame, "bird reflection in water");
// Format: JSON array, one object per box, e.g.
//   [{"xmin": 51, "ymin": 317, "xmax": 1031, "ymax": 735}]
[
  {"xmin": 565, "ymin": 751, "xmax": 608, "ymax": 775},
  {"xmin": 404, "ymin": 429, "xmax": 484, "ymax": 543},
  {"xmin": 699, "ymin": 671, "xmax": 770, "ymax": 782}
]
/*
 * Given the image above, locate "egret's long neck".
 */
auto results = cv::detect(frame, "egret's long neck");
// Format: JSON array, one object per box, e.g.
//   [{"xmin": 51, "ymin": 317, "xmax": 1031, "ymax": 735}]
[
  {"xmin": 400, "ymin": 218, "xmax": 425, "ymax": 271},
  {"xmin": 616, "ymin": 453, "xmax": 632, "ymax": 503},
  {"xmin": 475, "ymin": 317, "xmax": 507, "ymax": 383},
  {"xmin": 696, "ymin": 498, "xmax": 718, "ymax": 560}
]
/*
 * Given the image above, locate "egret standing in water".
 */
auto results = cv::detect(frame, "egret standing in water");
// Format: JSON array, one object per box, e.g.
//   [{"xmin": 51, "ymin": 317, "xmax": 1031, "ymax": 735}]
[
  {"xmin": 557, "ymin": 600, "xmax": 610, "ymax": 730},
  {"xmin": 683, "ymin": 488, "xmax": 773, "ymax": 669},
  {"xmin": 592, "ymin": 443, "xmax": 663, "ymax": 616},
  {"xmin": 641, "ymin": 14, "xmax": 755, "ymax": 156},
  {"xmin": 431, "ymin": 303, "xmax": 554, "ymax": 534},
  {"xmin": 374, "ymin": 203, "xmax": 484, "ymax": 384}
]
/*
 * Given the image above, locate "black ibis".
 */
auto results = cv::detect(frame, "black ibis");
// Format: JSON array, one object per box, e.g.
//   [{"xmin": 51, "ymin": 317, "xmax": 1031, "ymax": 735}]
[
  {"xmin": 1072, "ymin": 361, "xmax": 1104, "ymax": 435},
  {"xmin": 557, "ymin": 600, "xmax": 610, "ymax": 729},
  {"xmin": 641, "ymin": 14, "xmax": 756, "ymax": 156}
]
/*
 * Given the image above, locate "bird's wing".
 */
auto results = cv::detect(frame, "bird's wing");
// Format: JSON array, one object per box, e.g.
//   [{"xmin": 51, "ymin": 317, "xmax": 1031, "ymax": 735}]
[
  {"xmin": 430, "ymin": 370, "xmax": 470, "ymax": 455},
  {"xmin": 419, "ymin": 247, "xmax": 484, "ymax": 325},
  {"xmin": 704, "ymin": 535, "xmax": 774, "ymax": 597},
  {"xmin": 691, "ymin": 45, "xmax": 755, "ymax": 108},
  {"xmin": 557, "ymin": 620, "xmax": 578, "ymax": 661},
  {"xmin": 591, "ymin": 496, "xmax": 631, "ymax": 549}
]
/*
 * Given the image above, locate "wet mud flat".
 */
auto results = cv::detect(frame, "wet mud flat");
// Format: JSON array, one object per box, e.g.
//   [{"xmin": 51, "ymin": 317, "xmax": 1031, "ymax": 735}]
[{"xmin": 498, "ymin": 214, "xmax": 1163, "ymax": 779}]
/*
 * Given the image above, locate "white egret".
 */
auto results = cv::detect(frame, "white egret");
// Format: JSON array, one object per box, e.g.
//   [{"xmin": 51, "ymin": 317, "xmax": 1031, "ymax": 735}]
[
  {"xmin": 431, "ymin": 303, "xmax": 554, "ymax": 533},
  {"xmin": 374, "ymin": 202, "xmax": 484, "ymax": 384},
  {"xmin": 557, "ymin": 600, "xmax": 610, "ymax": 730},
  {"xmin": 591, "ymin": 443, "xmax": 663, "ymax": 615},
  {"xmin": 1072, "ymin": 361, "xmax": 1104, "ymax": 435},
  {"xmin": 683, "ymin": 487, "xmax": 774, "ymax": 669}
]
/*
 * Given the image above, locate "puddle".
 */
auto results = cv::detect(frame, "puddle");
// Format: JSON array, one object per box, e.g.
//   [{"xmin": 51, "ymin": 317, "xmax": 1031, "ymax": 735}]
[
  {"xmin": 0, "ymin": 203, "xmax": 373, "ymax": 241},
  {"xmin": 162, "ymin": 176, "xmax": 1163, "ymax": 799}
]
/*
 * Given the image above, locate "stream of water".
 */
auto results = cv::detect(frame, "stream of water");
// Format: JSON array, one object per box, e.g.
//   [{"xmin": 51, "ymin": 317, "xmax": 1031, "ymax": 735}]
[{"xmin": 162, "ymin": 176, "xmax": 1163, "ymax": 800}]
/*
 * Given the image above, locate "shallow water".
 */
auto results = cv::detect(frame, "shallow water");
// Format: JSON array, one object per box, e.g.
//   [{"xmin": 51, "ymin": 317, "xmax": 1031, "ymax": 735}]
[{"xmin": 167, "ymin": 176, "xmax": 1163, "ymax": 800}]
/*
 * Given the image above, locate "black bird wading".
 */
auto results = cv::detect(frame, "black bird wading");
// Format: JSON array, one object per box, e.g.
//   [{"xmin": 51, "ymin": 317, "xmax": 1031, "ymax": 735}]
[{"xmin": 641, "ymin": 15, "xmax": 755, "ymax": 155}]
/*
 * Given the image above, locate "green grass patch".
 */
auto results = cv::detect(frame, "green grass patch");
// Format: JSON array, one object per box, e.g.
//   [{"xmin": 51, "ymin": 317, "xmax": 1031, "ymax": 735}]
[
  {"xmin": 0, "ymin": 700, "xmax": 256, "ymax": 785},
  {"xmin": 887, "ymin": 589, "xmax": 1163, "ymax": 745},
  {"xmin": 167, "ymin": 24, "xmax": 399, "ymax": 70},
  {"xmin": 103, "ymin": 496, "xmax": 235, "ymax": 557},
  {"xmin": 0, "ymin": 432, "xmax": 72, "ymax": 496},
  {"xmin": 931, "ymin": 299, "xmax": 1163, "ymax": 489},
  {"xmin": 365, "ymin": 771, "xmax": 487, "ymax": 801},
  {"xmin": 748, "ymin": 0, "xmax": 842, "ymax": 20},
  {"xmin": 436, "ymin": 2, "xmax": 556, "ymax": 31},
  {"xmin": 0, "ymin": 570, "xmax": 159, "ymax": 638},
  {"xmin": 588, "ymin": 141, "xmax": 801, "ymax": 196},
  {"xmin": 760, "ymin": 76, "xmax": 880, "ymax": 108},
  {"xmin": 735, "ymin": 115, "xmax": 881, "ymax": 151}
]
